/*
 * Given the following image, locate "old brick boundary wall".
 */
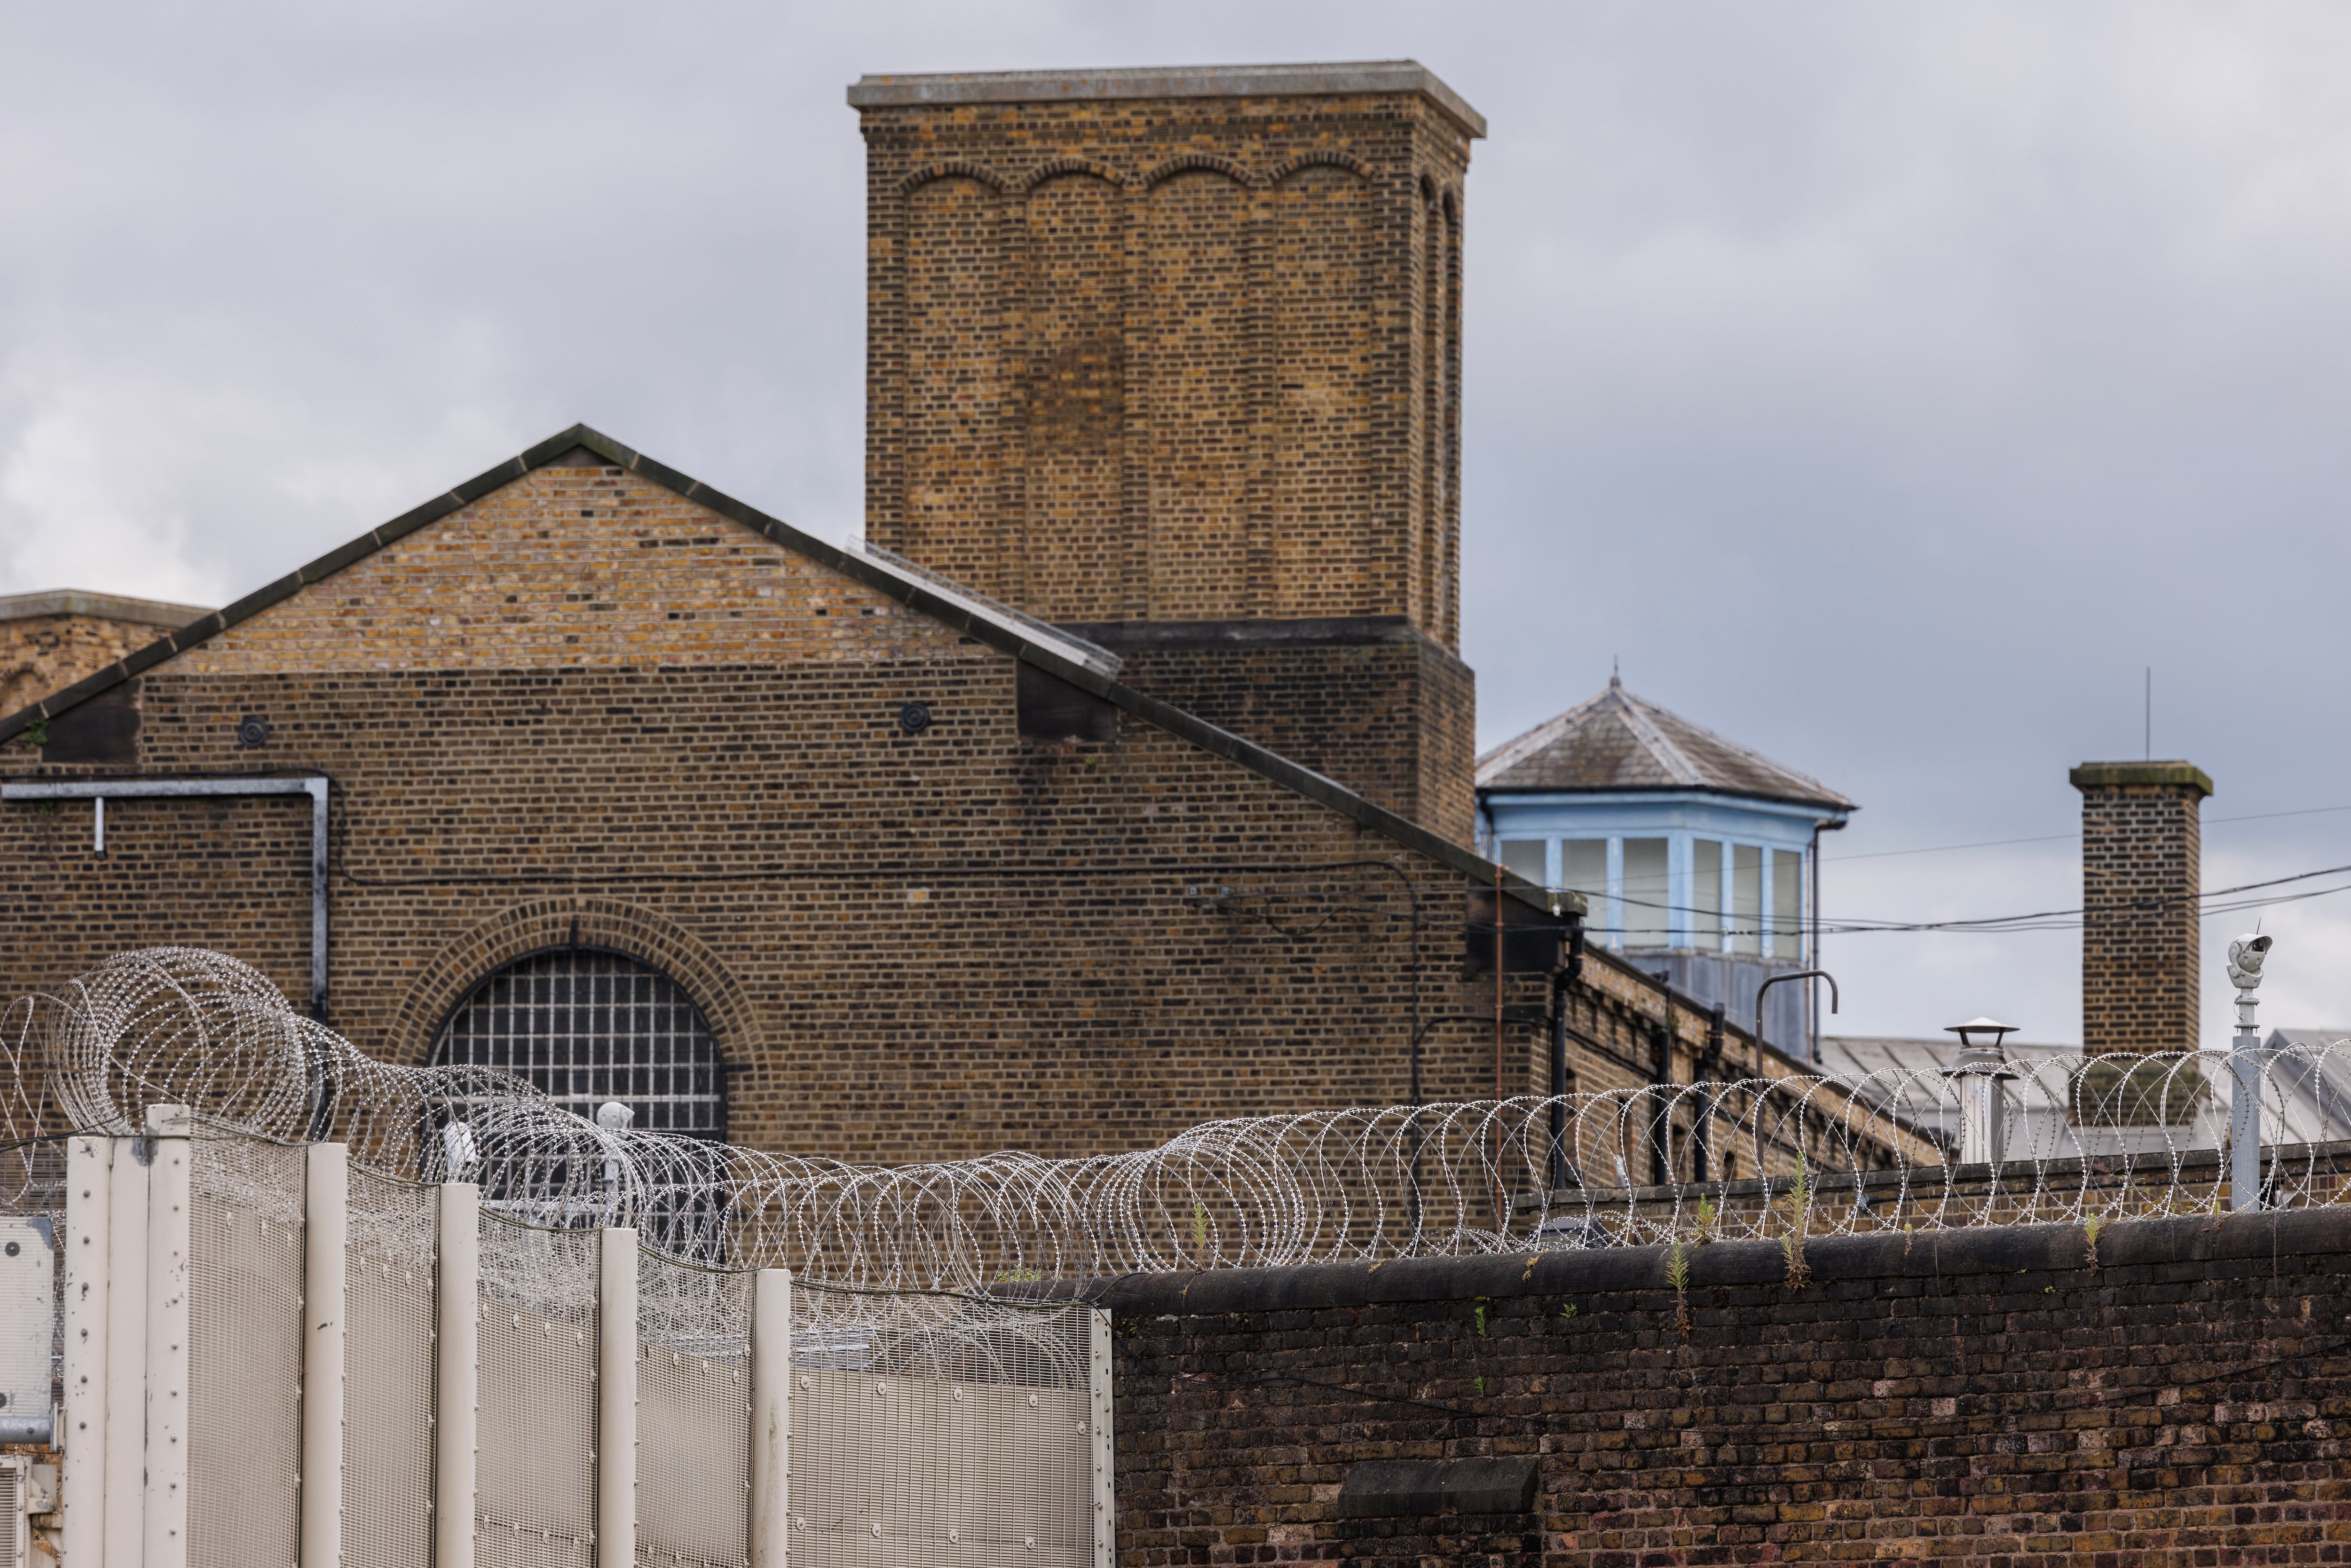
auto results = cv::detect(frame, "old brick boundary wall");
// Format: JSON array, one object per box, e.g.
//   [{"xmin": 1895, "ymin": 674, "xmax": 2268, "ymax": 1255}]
[{"xmin": 1100, "ymin": 1210, "xmax": 2351, "ymax": 1563}]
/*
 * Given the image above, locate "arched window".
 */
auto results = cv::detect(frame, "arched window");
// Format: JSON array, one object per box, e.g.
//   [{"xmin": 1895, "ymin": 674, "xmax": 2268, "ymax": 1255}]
[{"xmin": 433, "ymin": 949, "xmax": 726, "ymax": 1140}]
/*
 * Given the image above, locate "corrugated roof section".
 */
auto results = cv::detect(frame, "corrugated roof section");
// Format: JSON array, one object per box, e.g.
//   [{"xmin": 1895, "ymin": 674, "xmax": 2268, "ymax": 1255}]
[{"xmin": 1476, "ymin": 674, "xmax": 1854, "ymax": 812}]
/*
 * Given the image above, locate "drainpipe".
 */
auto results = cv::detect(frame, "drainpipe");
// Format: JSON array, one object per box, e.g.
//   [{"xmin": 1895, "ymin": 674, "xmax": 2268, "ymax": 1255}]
[
  {"xmin": 1544, "ymin": 925, "xmax": 1583, "ymax": 1191},
  {"xmin": 1807, "ymin": 816, "xmax": 1847, "ymax": 1063},
  {"xmin": 1692, "ymin": 1002, "xmax": 1725, "ymax": 1181}
]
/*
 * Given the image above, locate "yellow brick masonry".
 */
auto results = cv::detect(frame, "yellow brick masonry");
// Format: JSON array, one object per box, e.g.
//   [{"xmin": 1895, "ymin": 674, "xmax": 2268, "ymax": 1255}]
[
  {"xmin": 1, "ymin": 612, "xmax": 193, "ymax": 714},
  {"xmin": 175, "ymin": 457, "xmax": 971, "ymax": 674}
]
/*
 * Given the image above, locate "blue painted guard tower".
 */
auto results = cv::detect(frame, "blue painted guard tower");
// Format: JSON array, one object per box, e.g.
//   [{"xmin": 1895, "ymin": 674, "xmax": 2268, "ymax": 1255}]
[{"xmin": 1476, "ymin": 675, "xmax": 1855, "ymax": 1061}]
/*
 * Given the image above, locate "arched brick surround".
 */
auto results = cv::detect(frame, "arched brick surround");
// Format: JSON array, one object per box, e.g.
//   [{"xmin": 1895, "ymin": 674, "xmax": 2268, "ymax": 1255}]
[{"xmin": 385, "ymin": 896, "xmax": 759, "ymax": 1071}]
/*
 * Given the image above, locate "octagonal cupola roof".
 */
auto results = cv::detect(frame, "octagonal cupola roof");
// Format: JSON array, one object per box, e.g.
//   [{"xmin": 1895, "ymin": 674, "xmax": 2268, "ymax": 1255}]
[{"xmin": 1476, "ymin": 674, "xmax": 1854, "ymax": 815}]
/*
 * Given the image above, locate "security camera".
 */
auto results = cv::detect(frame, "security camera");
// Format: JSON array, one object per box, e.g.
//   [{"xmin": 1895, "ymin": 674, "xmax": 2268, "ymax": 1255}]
[{"xmin": 2227, "ymin": 933, "xmax": 2273, "ymax": 990}]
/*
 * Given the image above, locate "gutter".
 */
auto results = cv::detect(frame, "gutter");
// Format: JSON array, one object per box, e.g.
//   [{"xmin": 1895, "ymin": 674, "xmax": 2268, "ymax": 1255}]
[{"xmin": 1, "ymin": 777, "xmax": 330, "ymax": 1019}]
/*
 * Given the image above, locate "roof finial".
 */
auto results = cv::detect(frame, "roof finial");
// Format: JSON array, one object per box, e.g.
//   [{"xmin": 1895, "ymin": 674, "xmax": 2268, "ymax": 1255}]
[{"xmin": 1610, "ymin": 655, "xmax": 1620, "ymax": 690}]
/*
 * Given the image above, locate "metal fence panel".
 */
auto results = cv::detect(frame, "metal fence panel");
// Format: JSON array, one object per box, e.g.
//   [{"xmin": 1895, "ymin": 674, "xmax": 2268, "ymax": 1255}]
[
  {"xmin": 187, "ymin": 1134, "xmax": 306, "ymax": 1568},
  {"xmin": 345, "ymin": 1165, "xmax": 438, "ymax": 1568},
  {"xmin": 478, "ymin": 1210, "xmax": 600, "ymax": 1568},
  {"xmin": 790, "ymin": 1297, "xmax": 1091, "ymax": 1568},
  {"xmin": 636, "ymin": 1255, "xmax": 750, "ymax": 1568}
]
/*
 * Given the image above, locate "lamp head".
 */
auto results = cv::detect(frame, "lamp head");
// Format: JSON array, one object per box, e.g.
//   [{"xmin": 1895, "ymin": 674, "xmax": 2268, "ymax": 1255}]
[{"xmin": 2227, "ymin": 933, "xmax": 2273, "ymax": 991}]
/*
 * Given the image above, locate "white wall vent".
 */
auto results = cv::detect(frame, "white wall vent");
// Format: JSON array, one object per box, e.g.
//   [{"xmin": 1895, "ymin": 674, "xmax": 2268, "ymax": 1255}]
[
  {"xmin": 0, "ymin": 1453, "xmax": 35, "ymax": 1568},
  {"xmin": 0, "ymin": 1219, "xmax": 53, "ymax": 1446}
]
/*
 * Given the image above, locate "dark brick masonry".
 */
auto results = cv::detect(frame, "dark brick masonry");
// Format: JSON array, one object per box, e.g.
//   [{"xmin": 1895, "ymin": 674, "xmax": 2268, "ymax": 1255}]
[{"xmin": 1101, "ymin": 1209, "xmax": 2351, "ymax": 1564}]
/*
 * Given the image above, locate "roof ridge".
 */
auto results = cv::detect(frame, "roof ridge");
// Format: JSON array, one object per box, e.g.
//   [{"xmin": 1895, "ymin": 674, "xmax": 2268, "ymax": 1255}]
[
  {"xmin": 1635, "ymin": 692, "xmax": 1848, "ymax": 806},
  {"xmin": 1472, "ymin": 688, "xmax": 1609, "ymax": 783},
  {"xmin": 1611, "ymin": 686, "xmax": 1704, "ymax": 787}
]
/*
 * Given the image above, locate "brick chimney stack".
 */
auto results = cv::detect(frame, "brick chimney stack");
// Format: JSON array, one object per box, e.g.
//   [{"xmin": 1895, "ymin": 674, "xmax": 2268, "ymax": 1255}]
[
  {"xmin": 2070, "ymin": 761, "xmax": 2213, "ymax": 1055},
  {"xmin": 848, "ymin": 62, "xmax": 1484, "ymax": 845}
]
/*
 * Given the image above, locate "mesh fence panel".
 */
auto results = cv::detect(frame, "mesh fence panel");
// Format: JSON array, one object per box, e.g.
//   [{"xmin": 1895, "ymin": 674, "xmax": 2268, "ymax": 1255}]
[
  {"xmin": 188, "ymin": 1134, "xmax": 306, "ymax": 1568},
  {"xmin": 790, "ymin": 1292, "xmax": 1092, "ymax": 1568},
  {"xmin": 478, "ymin": 1209, "xmax": 600, "ymax": 1568},
  {"xmin": 346, "ymin": 1165, "xmax": 438, "ymax": 1568},
  {"xmin": 637, "ymin": 1255, "xmax": 751, "ymax": 1568}
]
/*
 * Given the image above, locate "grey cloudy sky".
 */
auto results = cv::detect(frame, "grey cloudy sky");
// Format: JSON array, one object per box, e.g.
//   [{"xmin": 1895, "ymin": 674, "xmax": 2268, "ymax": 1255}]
[{"xmin": 6, "ymin": 1, "xmax": 2348, "ymax": 1045}]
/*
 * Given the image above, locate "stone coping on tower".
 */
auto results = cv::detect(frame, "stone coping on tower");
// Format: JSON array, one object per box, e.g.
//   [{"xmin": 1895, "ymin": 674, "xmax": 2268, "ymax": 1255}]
[
  {"xmin": 846, "ymin": 60, "xmax": 1487, "ymax": 139},
  {"xmin": 2068, "ymin": 760, "xmax": 2214, "ymax": 796},
  {"xmin": 0, "ymin": 589, "xmax": 214, "ymax": 628}
]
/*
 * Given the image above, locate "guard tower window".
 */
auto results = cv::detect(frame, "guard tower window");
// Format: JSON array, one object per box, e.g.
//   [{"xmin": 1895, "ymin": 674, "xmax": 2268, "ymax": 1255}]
[{"xmin": 433, "ymin": 949, "xmax": 726, "ymax": 1140}]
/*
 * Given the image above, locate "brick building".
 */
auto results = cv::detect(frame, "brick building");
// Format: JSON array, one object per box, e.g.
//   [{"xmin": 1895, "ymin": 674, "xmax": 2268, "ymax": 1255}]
[{"xmin": 0, "ymin": 64, "xmax": 1903, "ymax": 1171}]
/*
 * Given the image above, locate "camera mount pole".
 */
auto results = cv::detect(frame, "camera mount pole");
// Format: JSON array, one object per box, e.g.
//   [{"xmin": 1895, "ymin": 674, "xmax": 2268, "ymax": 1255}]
[{"xmin": 2226, "ymin": 934, "xmax": 2272, "ymax": 1213}]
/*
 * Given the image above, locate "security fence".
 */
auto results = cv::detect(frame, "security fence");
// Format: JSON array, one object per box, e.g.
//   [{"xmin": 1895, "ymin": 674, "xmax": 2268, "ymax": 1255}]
[
  {"xmin": 49, "ymin": 1116, "xmax": 1112, "ymax": 1568},
  {"xmin": 9, "ymin": 946, "xmax": 2351, "ymax": 1562}
]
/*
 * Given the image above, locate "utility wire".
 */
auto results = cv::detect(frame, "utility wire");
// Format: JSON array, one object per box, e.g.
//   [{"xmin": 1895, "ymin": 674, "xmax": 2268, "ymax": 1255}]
[
  {"xmin": 1822, "ymin": 804, "xmax": 2351, "ymax": 864},
  {"xmin": 1577, "ymin": 859, "xmax": 2351, "ymax": 937}
]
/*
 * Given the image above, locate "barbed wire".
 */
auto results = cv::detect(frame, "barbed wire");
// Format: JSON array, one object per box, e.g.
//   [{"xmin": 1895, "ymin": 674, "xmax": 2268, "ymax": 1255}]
[{"xmin": 4, "ymin": 949, "xmax": 2339, "ymax": 1301}]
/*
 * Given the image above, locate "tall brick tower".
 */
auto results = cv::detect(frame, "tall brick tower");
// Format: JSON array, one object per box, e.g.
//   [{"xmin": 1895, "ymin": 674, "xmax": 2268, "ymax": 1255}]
[
  {"xmin": 849, "ymin": 63, "xmax": 1483, "ymax": 844},
  {"xmin": 2071, "ymin": 761, "xmax": 2212, "ymax": 1054}
]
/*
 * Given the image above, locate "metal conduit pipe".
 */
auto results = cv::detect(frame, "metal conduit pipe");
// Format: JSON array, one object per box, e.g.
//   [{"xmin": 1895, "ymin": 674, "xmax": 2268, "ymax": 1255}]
[
  {"xmin": 3, "ymin": 778, "xmax": 335, "ymax": 1133},
  {"xmin": 0, "ymin": 778, "xmax": 330, "ymax": 1017}
]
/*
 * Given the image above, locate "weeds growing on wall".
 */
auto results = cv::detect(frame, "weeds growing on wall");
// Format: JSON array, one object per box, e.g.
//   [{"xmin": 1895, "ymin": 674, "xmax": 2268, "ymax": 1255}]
[{"xmin": 1779, "ymin": 1153, "xmax": 1814, "ymax": 1289}]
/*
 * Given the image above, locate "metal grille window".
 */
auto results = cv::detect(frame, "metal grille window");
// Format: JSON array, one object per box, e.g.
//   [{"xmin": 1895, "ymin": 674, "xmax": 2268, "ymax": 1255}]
[{"xmin": 435, "ymin": 950, "xmax": 726, "ymax": 1139}]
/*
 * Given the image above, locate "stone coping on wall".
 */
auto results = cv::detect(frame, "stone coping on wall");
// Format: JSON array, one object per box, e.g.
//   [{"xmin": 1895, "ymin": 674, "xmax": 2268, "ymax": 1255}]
[
  {"xmin": 1080, "ymin": 1205, "xmax": 2351, "ymax": 1318},
  {"xmin": 845, "ymin": 61, "xmax": 1488, "ymax": 139},
  {"xmin": 2069, "ymin": 759, "xmax": 2215, "ymax": 796},
  {"xmin": 0, "ymin": 590, "xmax": 213, "ymax": 628}
]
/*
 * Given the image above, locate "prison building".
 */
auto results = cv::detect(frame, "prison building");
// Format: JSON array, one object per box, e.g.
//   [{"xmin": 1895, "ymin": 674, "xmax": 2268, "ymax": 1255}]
[{"xmin": 0, "ymin": 64, "xmax": 1909, "ymax": 1177}]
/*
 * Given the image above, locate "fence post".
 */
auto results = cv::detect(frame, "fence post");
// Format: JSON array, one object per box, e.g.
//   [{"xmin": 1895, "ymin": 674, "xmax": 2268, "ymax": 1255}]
[
  {"xmin": 597, "ymin": 1228, "xmax": 637, "ymax": 1568},
  {"xmin": 434, "ymin": 1182, "xmax": 479, "ymax": 1568},
  {"xmin": 302, "ymin": 1143, "xmax": 348, "ymax": 1568},
  {"xmin": 63, "ymin": 1135, "xmax": 112, "ymax": 1568},
  {"xmin": 103, "ymin": 1131, "xmax": 149, "ymax": 1568},
  {"xmin": 1088, "ymin": 1306, "xmax": 1115, "ymax": 1568},
  {"xmin": 749, "ymin": 1269, "xmax": 790, "ymax": 1568},
  {"xmin": 143, "ymin": 1104, "xmax": 192, "ymax": 1568}
]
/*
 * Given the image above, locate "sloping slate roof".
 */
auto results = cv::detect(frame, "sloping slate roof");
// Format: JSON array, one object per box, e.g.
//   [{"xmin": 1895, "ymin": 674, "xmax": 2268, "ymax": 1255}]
[{"xmin": 1475, "ymin": 675, "xmax": 1854, "ymax": 812}]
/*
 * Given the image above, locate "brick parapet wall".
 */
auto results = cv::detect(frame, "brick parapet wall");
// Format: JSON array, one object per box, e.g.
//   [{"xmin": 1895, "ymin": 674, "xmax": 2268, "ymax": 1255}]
[
  {"xmin": 1103, "ymin": 1208, "xmax": 2351, "ymax": 1564},
  {"xmin": 2075, "ymin": 766, "xmax": 2209, "ymax": 1055},
  {"xmin": 0, "ymin": 612, "xmax": 197, "ymax": 717}
]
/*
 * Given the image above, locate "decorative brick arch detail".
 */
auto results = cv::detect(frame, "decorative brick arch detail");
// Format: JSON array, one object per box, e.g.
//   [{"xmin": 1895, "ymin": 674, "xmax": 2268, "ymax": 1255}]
[
  {"xmin": 1268, "ymin": 151, "xmax": 1375, "ymax": 185},
  {"xmin": 1017, "ymin": 158, "xmax": 1131, "ymax": 195},
  {"xmin": 1140, "ymin": 153, "xmax": 1259, "ymax": 191},
  {"xmin": 896, "ymin": 159, "xmax": 1010, "ymax": 197},
  {"xmin": 384, "ymin": 896, "xmax": 760, "ymax": 1071}
]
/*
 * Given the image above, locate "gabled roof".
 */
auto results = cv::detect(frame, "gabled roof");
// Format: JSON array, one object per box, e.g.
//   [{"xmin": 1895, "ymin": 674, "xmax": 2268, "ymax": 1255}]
[
  {"xmin": 0, "ymin": 424, "xmax": 1570, "ymax": 914},
  {"xmin": 1476, "ymin": 674, "xmax": 1854, "ymax": 815}
]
